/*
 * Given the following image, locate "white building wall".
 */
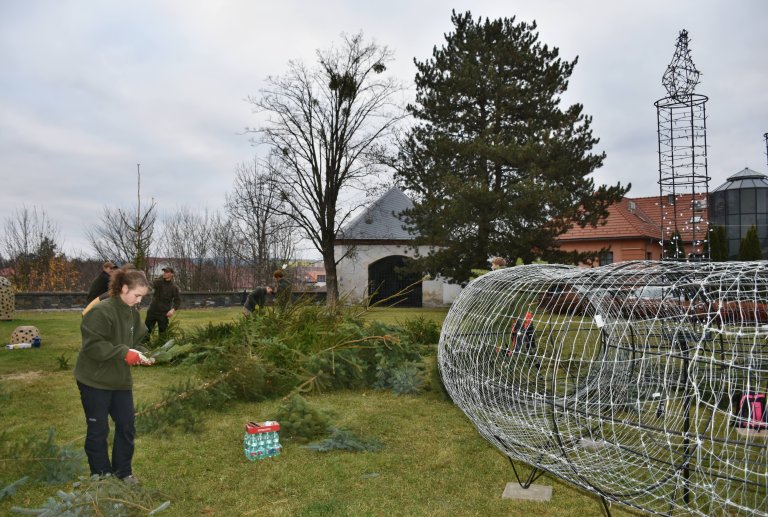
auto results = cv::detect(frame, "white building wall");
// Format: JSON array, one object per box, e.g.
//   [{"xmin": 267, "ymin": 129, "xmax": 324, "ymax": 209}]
[
  {"xmin": 441, "ymin": 282, "xmax": 463, "ymax": 305},
  {"xmin": 334, "ymin": 242, "xmax": 462, "ymax": 306}
]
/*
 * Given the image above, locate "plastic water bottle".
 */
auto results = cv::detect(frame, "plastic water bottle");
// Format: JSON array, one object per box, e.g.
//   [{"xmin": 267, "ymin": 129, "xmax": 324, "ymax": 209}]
[
  {"xmin": 243, "ymin": 428, "xmax": 264, "ymax": 461},
  {"xmin": 6, "ymin": 343, "xmax": 32, "ymax": 349}
]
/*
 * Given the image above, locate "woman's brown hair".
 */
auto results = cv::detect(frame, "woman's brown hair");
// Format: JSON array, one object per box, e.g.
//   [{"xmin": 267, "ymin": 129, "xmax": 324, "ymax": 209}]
[{"xmin": 108, "ymin": 269, "xmax": 150, "ymax": 297}]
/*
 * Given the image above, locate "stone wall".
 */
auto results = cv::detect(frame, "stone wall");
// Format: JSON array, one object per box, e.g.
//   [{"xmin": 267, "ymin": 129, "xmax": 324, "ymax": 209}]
[{"xmin": 12, "ymin": 291, "xmax": 326, "ymax": 311}]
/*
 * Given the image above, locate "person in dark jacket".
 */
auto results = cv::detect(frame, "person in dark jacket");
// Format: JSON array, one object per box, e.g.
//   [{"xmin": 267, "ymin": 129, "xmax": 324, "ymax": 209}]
[
  {"xmin": 273, "ymin": 269, "xmax": 292, "ymax": 307},
  {"xmin": 243, "ymin": 285, "xmax": 275, "ymax": 315},
  {"xmin": 82, "ymin": 263, "xmax": 137, "ymax": 317},
  {"xmin": 145, "ymin": 267, "xmax": 181, "ymax": 339},
  {"xmin": 75, "ymin": 268, "xmax": 152, "ymax": 483},
  {"xmin": 86, "ymin": 261, "xmax": 117, "ymax": 303}
]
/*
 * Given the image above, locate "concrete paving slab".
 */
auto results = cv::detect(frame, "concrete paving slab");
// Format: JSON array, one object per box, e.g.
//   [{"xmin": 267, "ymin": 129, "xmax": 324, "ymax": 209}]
[{"xmin": 501, "ymin": 482, "xmax": 552, "ymax": 502}]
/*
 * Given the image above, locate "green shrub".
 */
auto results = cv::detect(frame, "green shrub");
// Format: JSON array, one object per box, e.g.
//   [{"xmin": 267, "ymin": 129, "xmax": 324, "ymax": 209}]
[
  {"xmin": 145, "ymin": 317, "xmax": 185, "ymax": 350},
  {"xmin": 388, "ymin": 363, "xmax": 425, "ymax": 395},
  {"xmin": 399, "ymin": 316, "xmax": 441, "ymax": 347},
  {"xmin": 135, "ymin": 379, "xmax": 231, "ymax": 435},
  {"xmin": 55, "ymin": 353, "xmax": 71, "ymax": 370},
  {"xmin": 370, "ymin": 335, "xmax": 423, "ymax": 391},
  {"xmin": 0, "ymin": 428, "xmax": 84, "ymax": 485},
  {"xmin": 274, "ymin": 395, "xmax": 331, "ymax": 443},
  {"xmin": 304, "ymin": 427, "xmax": 383, "ymax": 453},
  {"xmin": 303, "ymin": 349, "xmax": 367, "ymax": 391},
  {"xmin": 190, "ymin": 321, "xmax": 240, "ymax": 342}
]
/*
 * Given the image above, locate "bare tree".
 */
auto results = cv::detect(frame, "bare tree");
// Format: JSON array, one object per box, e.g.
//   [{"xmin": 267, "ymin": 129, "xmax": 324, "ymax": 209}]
[
  {"xmin": 247, "ymin": 32, "xmax": 405, "ymax": 306},
  {"xmin": 2, "ymin": 205, "xmax": 59, "ymax": 261},
  {"xmin": 160, "ymin": 206, "xmax": 220, "ymax": 291},
  {"xmin": 209, "ymin": 212, "xmax": 243, "ymax": 291},
  {"xmin": 87, "ymin": 166, "xmax": 157, "ymax": 270},
  {"xmin": 1, "ymin": 205, "xmax": 76, "ymax": 290},
  {"xmin": 87, "ymin": 204, "xmax": 157, "ymax": 268},
  {"xmin": 225, "ymin": 157, "xmax": 295, "ymax": 286}
]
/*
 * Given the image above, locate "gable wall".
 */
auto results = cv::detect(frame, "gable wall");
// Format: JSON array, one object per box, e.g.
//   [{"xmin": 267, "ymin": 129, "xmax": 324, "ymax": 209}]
[{"xmin": 335, "ymin": 242, "xmax": 437, "ymax": 304}]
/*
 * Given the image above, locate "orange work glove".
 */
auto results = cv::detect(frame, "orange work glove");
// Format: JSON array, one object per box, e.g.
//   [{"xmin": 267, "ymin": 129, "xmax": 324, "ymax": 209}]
[{"xmin": 125, "ymin": 349, "xmax": 143, "ymax": 366}]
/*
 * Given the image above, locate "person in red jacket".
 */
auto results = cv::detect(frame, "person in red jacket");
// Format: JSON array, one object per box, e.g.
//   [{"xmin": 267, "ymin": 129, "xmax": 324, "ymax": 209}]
[{"xmin": 75, "ymin": 269, "xmax": 152, "ymax": 484}]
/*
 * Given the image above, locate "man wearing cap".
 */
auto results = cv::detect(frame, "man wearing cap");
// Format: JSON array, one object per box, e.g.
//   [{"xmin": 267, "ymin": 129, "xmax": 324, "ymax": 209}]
[
  {"xmin": 86, "ymin": 261, "xmax": 118, "ymax": 303},
  {"xmin": 145, "ymin": 267, "xmax": 181, "ymax": 339}
]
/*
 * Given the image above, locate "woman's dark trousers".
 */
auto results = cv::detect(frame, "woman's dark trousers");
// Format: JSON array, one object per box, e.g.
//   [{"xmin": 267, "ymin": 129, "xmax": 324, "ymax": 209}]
[{"xmin": 77, "ymin": 381, "xmax": 135, "ymax": 478}]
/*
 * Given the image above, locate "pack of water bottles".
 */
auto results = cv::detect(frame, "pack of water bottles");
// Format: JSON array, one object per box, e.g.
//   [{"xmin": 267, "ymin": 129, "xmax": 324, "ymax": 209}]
[{"xmin": 243, "ymin": 421, "xmax": 282, "ymax": 461}]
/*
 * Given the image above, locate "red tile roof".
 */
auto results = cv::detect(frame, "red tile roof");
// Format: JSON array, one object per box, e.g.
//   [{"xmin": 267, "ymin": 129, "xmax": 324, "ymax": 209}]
[{"xmin": 560, "ymin": 193, "xmax": 708, "ymax": 244}]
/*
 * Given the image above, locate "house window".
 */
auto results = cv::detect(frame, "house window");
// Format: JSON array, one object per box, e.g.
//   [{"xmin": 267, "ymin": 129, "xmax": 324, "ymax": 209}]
[
  {"xmin": 317, "ymin": 275, "xmax": 326, "ymax": 282},
  {"xmin": 599, "ymin": 251, "xmax": 614, "ymax": 265},
  {"xmin": 689, "ymin": 215, "xmax": 702, "ymax": 224}
]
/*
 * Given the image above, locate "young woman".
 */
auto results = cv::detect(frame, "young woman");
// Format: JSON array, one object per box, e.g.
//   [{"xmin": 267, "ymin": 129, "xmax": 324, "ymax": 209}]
[
  {"xmin": 74, "ymin": 269, "xmax": 152, "ymax": 483},
  {"xmin": 273, "ymin": 269, "xmax": 292, "ymax": 307}
]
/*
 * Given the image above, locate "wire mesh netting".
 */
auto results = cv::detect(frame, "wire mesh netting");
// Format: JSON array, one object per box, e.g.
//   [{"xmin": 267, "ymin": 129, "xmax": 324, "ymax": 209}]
[{"xmin": 438, "ymin": 260, "xmax": 768, "ymax": 516}]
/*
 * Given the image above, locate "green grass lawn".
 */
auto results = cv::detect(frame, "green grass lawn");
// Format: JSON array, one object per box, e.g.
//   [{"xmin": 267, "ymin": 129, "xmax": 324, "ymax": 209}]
[{"xmin": 0, "ymin": 308, "xmax": 638, "ymax": 516}]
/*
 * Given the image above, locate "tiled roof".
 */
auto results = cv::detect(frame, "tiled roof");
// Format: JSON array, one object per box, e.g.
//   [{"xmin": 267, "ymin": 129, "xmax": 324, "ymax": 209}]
[
  {"xmin": 560, "ymin": 196, "xmax": 661, "ymax": 241},
  {"xmin": 560, "ymin": 193, "xmax": 708, "ymax": 244},
  {"xmin": 337, "ymin": 187, "xmax": 418, "ymax": 241}
]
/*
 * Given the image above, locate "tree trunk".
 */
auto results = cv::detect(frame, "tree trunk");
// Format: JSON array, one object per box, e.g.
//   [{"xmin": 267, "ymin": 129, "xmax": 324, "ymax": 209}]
[{"xmin": 322, "ymin": 244, "xmax": 339, "ymax": 308}]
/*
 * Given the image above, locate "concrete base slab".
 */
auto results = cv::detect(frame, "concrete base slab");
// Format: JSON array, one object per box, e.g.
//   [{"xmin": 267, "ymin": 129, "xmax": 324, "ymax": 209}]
[
  {"xmin": 578, "ymin": 437, "xmax": 608, "ymax": 450},
  {"xmin": 501, "ymin": 482, "xmax": 552, "ymax": 502},
  {"xmin": 735, "ymin": 427, "xmax": 767, "ymax": 439}
]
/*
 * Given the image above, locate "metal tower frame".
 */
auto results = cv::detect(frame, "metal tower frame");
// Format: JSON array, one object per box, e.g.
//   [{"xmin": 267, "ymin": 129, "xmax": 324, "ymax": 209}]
[{"xmin": 655, "ymin": 30, "xmax": 711, "ymax": 260}]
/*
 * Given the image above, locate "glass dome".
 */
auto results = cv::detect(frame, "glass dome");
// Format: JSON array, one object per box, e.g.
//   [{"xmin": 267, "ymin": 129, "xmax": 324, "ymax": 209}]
[{"xmin": 709, "ymin": 168, "xmax": 768, "ymax": 258}]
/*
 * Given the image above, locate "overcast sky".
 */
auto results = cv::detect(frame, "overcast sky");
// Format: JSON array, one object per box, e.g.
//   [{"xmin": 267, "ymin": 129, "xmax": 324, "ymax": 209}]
[{"xmin": 1, "ymin": 0, "xmax": 766, "ymax": 258}]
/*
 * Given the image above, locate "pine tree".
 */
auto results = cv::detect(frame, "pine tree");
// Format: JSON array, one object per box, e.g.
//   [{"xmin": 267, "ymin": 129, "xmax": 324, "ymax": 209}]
[
  {"xmin": 739, "ymin": 224, "xmax": 762, "ymax": 260},
  {"xmin": 706, "ymin": 225, "xmax": 729, "ymax": 261},
  {"xmin": 393, "ymin": 11, "xmax": 628, "ymax": 280}
]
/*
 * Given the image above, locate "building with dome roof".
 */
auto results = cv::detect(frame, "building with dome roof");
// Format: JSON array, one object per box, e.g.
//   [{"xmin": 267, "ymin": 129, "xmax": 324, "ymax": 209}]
[
  {"xmin": 558, "ymin": 167, "xmax": 768, "ymax": 264},
  {"xmin": 709, "ymin": 167, "xmax": 768, "ymax": 258}
]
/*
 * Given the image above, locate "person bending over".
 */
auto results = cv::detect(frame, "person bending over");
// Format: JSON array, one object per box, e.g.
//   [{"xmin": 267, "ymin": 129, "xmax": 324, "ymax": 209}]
[{"xmin": 242, "ymin": 285, "xmax": 275, "ymax": 315}]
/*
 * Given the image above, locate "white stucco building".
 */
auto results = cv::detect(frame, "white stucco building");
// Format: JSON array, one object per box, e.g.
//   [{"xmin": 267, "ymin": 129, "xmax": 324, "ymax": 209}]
[{"xmin": 334, "ymin": 187, "xmax": 461, "ymax": 307}]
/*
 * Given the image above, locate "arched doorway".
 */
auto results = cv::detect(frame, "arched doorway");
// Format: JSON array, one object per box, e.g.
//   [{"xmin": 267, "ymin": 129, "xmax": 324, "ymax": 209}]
[{"xmin": 368, "ymin": 255, "xmax": 422, "ymax": 307}]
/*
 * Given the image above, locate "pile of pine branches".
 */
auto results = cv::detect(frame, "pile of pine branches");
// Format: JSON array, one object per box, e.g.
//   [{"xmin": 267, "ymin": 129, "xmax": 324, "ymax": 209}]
[{"xmin": 135, "ymin": 301, "xmax": 441, "ymax": 436}]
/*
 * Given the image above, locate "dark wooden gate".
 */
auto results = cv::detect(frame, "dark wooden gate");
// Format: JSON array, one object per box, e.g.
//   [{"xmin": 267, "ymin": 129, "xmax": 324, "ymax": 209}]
[{"xmin": 368, "ymin": 255, "xmax": 422, "ymax": 307}]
